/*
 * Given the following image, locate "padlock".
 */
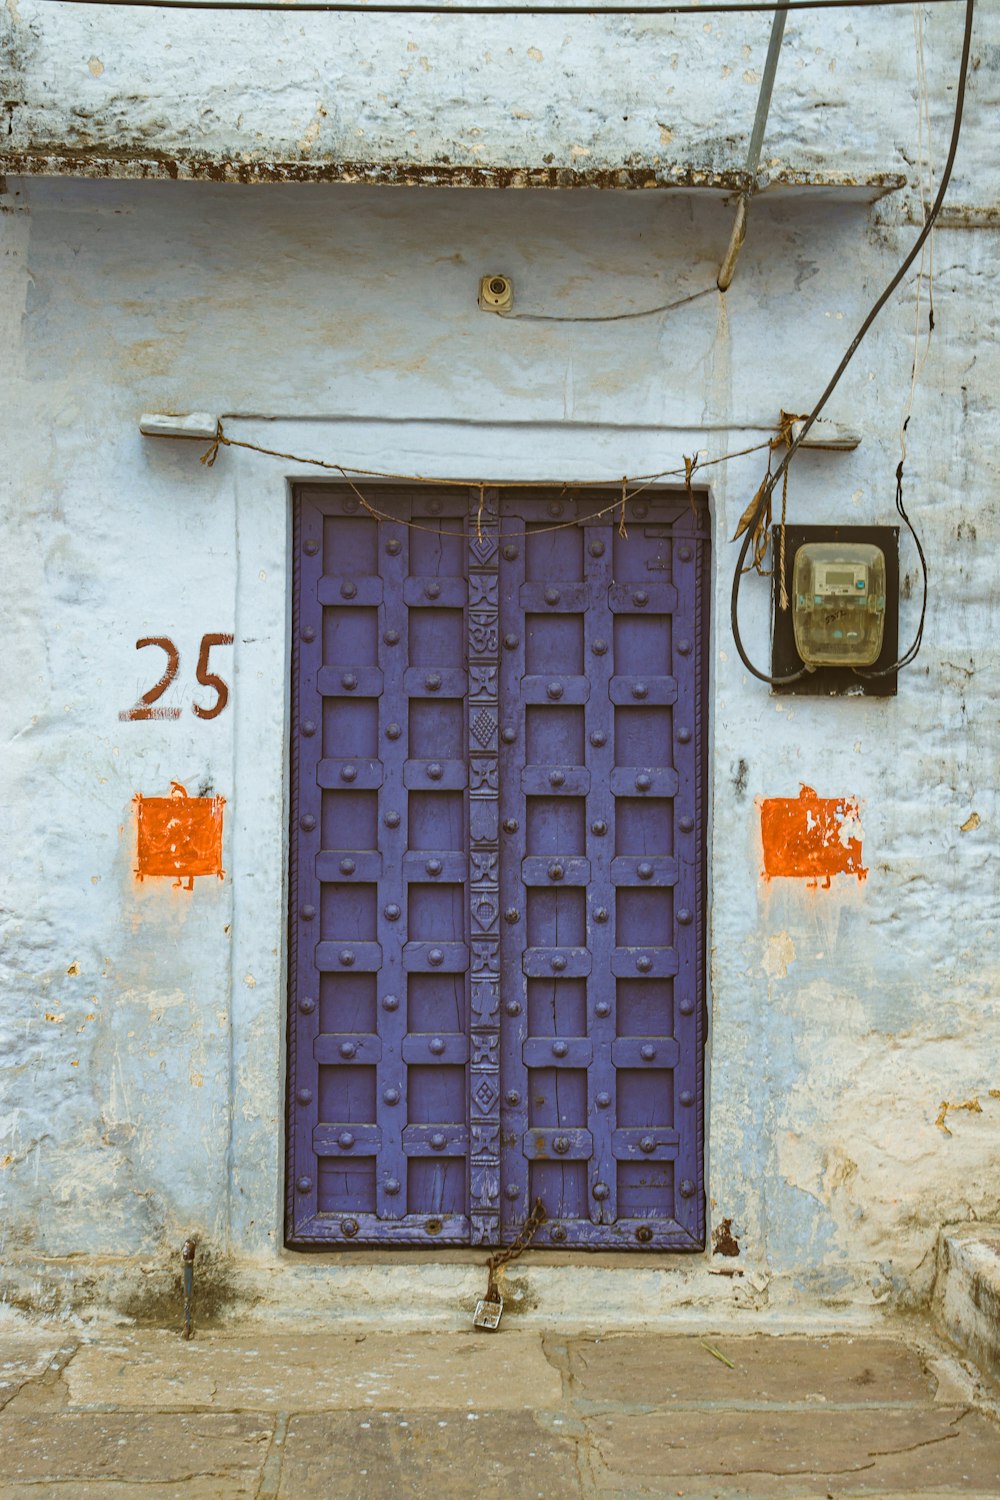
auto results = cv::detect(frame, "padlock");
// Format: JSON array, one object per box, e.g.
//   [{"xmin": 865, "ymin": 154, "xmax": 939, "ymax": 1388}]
[{"xmin": 473, "ymin": 1295, "xmax": 504, "ymax": 1331}]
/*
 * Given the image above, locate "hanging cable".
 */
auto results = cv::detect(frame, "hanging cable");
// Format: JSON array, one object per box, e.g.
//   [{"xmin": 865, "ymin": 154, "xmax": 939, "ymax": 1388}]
[
  {"xmin": 504, "ymin": 286, "xmax": 716, "ymax": 324},
  {"xmin": 848, "ymin": 3, "xmax": 935, "ymax": 682},
  {"xmin": 729, "ymin": 0, "xmax": 975, "ymax": 687},
  {"xmin": 852, "ymin": 452, "xmax": 927, "ymax": 676},
  {"xmin": 899, "ymin": 0, "xmax": 937, "ymax": 464}
]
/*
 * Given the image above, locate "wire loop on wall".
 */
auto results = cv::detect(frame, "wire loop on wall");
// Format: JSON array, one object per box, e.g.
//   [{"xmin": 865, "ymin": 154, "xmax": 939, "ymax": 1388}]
[{"xmin": 195, "ymin": 423, "xmax": 780, "ymax": 541}]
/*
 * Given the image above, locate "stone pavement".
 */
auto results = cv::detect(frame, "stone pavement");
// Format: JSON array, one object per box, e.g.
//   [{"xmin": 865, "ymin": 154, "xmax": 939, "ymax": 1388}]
[{"xmin": 2, "ymin": 1323, "xmax": 1000, "ymax": 1498}]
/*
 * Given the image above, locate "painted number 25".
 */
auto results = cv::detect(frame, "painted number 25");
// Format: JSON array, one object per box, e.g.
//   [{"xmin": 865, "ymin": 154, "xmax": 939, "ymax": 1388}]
[{"xmin": 119, "ymin": 634, "xmax": 235, "ymax": 722}]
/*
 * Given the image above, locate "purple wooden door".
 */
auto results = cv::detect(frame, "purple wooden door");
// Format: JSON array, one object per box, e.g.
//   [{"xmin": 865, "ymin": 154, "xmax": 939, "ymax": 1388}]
[{"xmin": 287, "ymin": 486, "xmax": 706, "ymax": 1249}]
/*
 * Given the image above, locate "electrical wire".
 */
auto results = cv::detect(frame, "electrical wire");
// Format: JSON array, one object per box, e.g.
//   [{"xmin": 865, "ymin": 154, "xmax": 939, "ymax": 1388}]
[
  {"xmin": 898, "ymin": 1, "xmax": 936, "ymax": 465},
  {"xmin": 28, "ymin": 0, "xmax": 968, "ymax": 14},
  {"xmin": 852, "ymin": 457, "xmax": 927, "ymax": 676},
  {"xmin": 850, "ymin": 2, "xmax": 935, "ymax": 683},
  {"xmin": 729, "ymin": 0, "xmax": 975, "ymax": 687},
  {"xmin": 504, "ymin": 286, "xmax": 716, "ymax": 323}
]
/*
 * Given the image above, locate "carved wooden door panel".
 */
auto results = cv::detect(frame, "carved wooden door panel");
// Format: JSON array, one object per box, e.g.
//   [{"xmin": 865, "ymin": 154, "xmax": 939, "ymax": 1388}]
[
  {"xmin": 287, "ymin": 487, "xmax": 483, "ymax": 1245},
  {"xmin": 287, "ymin": 486, "xmax": 706, "ymax": 1250},
  {"xmin": 496, "ymin": 493, "xmax": 706, "ymax": 1250}
]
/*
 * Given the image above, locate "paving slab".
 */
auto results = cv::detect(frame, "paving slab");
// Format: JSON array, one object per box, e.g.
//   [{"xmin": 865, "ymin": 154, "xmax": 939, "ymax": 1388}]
[
  {"xmin": 279, "ymin": 1409, "xmax": 582, "ymax": 1499},
  {"xmin": 0, "ymin": 1338, "xmax": 74, "ymax": 1411},
  {"xmin": 64, "ymin": 1330, "xmax": 563, "ymax": 1411},
  {"xmin": 564, "ymin": 1335, "xmax": 937, "ymax": 1408},
  {"xmin": 0, "ymin": 1412, "xmax": 273, "ymax": 1489},
  {"xmin": 2, "ymin": 1326, "xmax": 999, "ymax": 1498},
  {"xmin": 585, "ymin": 1405, "xmax": 1000, "ymax": 1497},
  {"xmin": 0, "ymin": 1485, "xmax": 256, "ymax": 1499}
]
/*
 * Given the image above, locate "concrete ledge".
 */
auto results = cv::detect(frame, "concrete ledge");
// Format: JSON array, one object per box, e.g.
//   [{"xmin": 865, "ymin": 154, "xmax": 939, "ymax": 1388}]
[
  {"xmin": 934, "ymin": 1224, "xmax": 1000, "ymax": 1387},
  {"xmin": 0, "ymin": 1250, "xmax": 903, "ymax": 1334},
  {"xmin": 0, "ymin": 150, "xmax": 907, "ymax": 199}
]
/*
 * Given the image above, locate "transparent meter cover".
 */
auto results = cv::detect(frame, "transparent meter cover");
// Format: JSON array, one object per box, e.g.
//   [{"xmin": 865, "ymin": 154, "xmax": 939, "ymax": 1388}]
[{"xmin": 791, "ymin": 542, "xmax": 887, "ymax": 667}]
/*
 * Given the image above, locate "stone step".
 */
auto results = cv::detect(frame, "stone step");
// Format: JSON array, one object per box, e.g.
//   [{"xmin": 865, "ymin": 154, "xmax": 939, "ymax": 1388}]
[{"xmin": 934, "ymin": 1223, "xmax": 1000, "ymax": 1386}]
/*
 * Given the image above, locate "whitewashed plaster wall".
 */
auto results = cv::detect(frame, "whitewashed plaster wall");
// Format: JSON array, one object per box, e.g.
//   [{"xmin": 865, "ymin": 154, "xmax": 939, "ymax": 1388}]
[
  {"xmin": 2, "ymin": 0, "xmax": 998, "ymax": 214},
  {"xmin": 1, "ymin": 128, "xmax": 998, "ymax": 1319}
]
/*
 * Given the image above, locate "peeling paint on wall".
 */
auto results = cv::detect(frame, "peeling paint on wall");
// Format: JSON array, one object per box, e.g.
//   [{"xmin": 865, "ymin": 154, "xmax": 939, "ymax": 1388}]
[
  {"xmin": 134, "ymin": 782, "xmax": 225, "ymax": 889},
  {"xmin": 759, "ymin": 785, "xmax": 867, "ymax": 887},
  {"xmin": 712, "ymin": 1217, "xmax": 740, "ymax": 1257},
  {"xmin": 763, "ymin": 931, "xmax": 796, "ymax": 979},
  {"xmin": 935, "ymin": 1097, "xmax": 983, "ymax": 1136}
]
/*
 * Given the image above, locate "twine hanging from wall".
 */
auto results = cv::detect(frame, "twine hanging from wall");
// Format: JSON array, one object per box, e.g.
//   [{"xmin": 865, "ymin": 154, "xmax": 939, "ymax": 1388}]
[{"xmin": 196, "ymin": 420, "xmax": 788, "ymax": 544}]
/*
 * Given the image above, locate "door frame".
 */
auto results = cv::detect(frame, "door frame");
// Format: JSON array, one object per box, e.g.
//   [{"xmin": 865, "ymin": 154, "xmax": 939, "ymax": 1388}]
[{"xmin": 285, "ymin": 481, "xmax": 709, "ymax": 1250}]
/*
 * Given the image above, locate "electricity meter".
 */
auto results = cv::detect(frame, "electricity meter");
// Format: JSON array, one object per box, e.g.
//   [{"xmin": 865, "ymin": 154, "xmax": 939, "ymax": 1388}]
[{"xmin": 792, "ymin": 542, "xmax": 886, "ymax": 667}]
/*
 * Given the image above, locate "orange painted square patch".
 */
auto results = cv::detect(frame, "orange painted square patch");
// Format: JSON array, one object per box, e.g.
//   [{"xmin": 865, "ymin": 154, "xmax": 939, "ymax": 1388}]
[
  {"xmin": 760, "ymin": 784, "xmax": 866, "ymax": 886},
  {"xmin": 135, "ymin": 782, "xmax": 225, "ymax": 887}
]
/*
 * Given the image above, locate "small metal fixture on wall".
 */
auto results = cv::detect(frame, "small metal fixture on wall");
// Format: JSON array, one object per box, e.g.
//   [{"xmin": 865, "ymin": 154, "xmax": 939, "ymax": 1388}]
[
  {"xmin": 478, "ymin": 274, "xmax": 514, "ymax": 314},
  {"xmin": 771, "ymin": 525, "xmax": 899, "ymax": 697}
]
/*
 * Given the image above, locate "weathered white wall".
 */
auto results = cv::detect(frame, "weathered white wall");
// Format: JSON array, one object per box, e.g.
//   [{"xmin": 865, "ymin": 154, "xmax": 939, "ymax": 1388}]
[
  {"xmin": 2, "ymin": 0, "xmax": 998, "ymax": 211},
  {"xmin": 1, "ymin": 1, "xmax": 998, "ymax": 1324}
]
